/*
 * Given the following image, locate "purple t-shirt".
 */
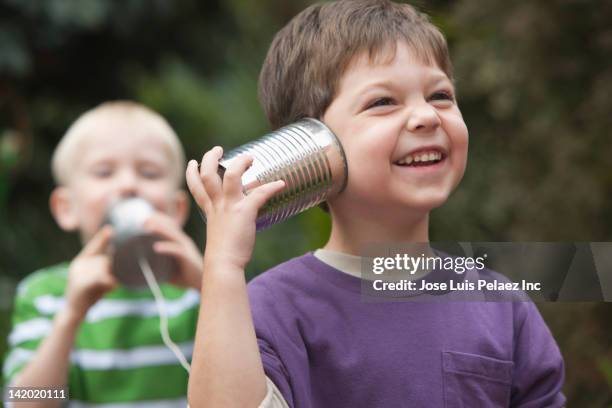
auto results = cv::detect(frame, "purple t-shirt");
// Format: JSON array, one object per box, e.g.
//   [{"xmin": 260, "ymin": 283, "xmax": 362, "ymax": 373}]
[{"xmin": 248, "ymin": 253, "xmax": 566, "ymax": 408}]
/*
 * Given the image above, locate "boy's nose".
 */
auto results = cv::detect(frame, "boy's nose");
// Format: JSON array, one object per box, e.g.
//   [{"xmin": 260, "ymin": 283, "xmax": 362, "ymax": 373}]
[
  {"xmin": 405, "ymin": 103, "xmax": 441, "ymax": 134},
  {"xmin": 116, "ymin": 171, "xmax": 139, "ymax": 196}
]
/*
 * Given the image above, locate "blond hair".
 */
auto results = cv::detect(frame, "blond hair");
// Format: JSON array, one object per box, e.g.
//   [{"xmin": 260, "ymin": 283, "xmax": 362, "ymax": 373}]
[
  {"xmin": 259, "ymin": 0, "xmax": 452, "ymax": 129},
  {"xmin": 52, "ymin": 101, "xmax": 185, "ymax": 185}
]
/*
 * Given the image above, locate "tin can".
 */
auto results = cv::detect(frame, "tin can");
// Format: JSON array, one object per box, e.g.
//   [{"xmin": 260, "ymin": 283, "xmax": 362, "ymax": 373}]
[
  {"xmin": 105, "ymin": 197, "xmax": 176, "ymax": 288},
  {"xmin": 213, "ymin": 118, "xmax": 348, "ymax": 230}
]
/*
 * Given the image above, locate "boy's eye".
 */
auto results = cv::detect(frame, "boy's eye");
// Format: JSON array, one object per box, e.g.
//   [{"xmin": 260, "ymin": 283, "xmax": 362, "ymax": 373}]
[
  {"xmin": 140, "ymin": 165, "xmax": 164, "ymax": 179},
  {"xmin": 90, "ymin": 165, "xmax": 113, "ymax": 178},
  {"xmin": 365, "ymin": 97, "xmax": 395, "ymax": 110},
  {"xmin": 429, "ymin": 91, "xmax": 454, "ymax": 102}
]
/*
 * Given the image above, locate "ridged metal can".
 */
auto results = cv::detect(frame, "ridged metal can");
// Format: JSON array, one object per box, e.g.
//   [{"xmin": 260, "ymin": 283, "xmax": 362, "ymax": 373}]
[
  {"xmin": 215, "ymin": 118, "xmax": 348, "ymax": 230},
  {"xmin": 105, "ymin": 197, "xmax": 176, "ymax": 288}
]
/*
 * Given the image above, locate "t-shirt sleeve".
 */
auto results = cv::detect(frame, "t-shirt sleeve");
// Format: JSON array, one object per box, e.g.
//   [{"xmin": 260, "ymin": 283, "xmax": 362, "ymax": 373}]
[
  {"xmin": 510, "ymin": 302, "xmax": 566, "ymax": 408},
  {"xmin": 2, "ymin": 278, "xmax": 51, "ymax": 385},
  {"xmin": 248, "ymin": 277, "xmax": 312, "ymax": 408},
  {"xmin": 256, "ymin": 336, "xmax": 293, "ymax": 404}
]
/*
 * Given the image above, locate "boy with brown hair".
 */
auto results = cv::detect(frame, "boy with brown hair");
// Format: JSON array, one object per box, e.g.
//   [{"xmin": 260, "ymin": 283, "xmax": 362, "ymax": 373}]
[
  {"xmin": 186, "ymin": 1, "xmax": 566, "ymax": 407},
  {"xmin": 4, "ymin": 101, "xmax": 202, "ymax": 407}
]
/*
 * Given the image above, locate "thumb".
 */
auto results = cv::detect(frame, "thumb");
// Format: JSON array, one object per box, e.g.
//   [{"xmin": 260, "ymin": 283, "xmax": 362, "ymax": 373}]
[{"xmin": 246, "ymin": 180, "xmax": 286, "ymax": 210}]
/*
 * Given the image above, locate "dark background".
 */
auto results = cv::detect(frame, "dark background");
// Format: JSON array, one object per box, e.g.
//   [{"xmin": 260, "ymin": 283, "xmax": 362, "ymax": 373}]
[{"xmin": 1, "ymin": 0, "xmax": 611, "ymax": 406}]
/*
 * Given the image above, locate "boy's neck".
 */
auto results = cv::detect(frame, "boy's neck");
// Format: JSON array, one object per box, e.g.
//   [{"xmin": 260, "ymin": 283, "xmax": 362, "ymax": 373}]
[{"xmin": 323, "ymin": 208, "xmax": 430, "ymax": 256}]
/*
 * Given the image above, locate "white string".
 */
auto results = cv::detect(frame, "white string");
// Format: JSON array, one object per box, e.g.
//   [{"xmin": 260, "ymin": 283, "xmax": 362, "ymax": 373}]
[{"xmin": 138, "ymin": 254, "xmax": 192, "ymax": 374}]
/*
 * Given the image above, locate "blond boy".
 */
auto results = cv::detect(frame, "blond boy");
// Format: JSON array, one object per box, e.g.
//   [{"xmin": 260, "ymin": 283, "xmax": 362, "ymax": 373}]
[
  {"xmin": 3, "ymin": 101, "xmax": 202, "ymax": 407},
  {"xmin": 186, "ymin": 1, "xmax": 566, "ymax": 407}
]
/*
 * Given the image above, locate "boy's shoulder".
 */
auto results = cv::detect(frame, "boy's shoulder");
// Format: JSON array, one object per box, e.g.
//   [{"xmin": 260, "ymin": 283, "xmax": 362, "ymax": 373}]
[
  {"xmin": 247, "ymin": 252, "xmax": 340, "ymax": 308},
  {"xmin": 248, "ymin": 252, "xmax": 315, "ymax": 291},
  {"xmin": 16, "ymin": 263, "xmax": 69, "ymax": 300}
]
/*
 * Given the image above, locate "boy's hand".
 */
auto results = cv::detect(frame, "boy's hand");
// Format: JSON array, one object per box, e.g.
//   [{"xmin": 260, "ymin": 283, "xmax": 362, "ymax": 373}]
[
  {"xmin": 144, "ymin": 212, "xmax": 204, "ymax": 290},
  {"xmin": 186, "ymin": 146, "xmax": 285, "ymax": 271},
  {"xmin": 64, "ymin": 226, "xmax": 117, "ymax": 323}
]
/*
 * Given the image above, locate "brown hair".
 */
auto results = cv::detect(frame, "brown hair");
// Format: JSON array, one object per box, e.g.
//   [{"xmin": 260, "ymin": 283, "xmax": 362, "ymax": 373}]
[{"xmin": 259, "ymin": 0, "xmax": 452, "ymax": 129}]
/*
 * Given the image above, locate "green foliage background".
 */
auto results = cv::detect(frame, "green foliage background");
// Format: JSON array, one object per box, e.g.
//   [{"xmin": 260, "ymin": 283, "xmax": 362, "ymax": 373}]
[{"xmin": 0, "ymin": 0, "xmax": 610, "ymax": 406}]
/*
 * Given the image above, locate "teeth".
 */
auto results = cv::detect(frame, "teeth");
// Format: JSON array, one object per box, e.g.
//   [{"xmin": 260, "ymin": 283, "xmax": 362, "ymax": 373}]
[{"xmin": 396, "ymin": 150, "xmax": 444, "ymax": 165}]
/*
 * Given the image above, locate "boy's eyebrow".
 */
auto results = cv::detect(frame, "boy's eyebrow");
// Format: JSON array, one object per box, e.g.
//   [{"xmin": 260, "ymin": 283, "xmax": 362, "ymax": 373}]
[
  {"xmin": 427, "ymin": 74, "xmax": 455, "ymax": 89},
  {"xmin": 136, "ymin": 157, "xmax": 170, "ymax": 168},
  {"xmin": 349, "ymin": 80, "xmax": 398, "ymax": 106},
  {"xmin": 361, "ymin": 71, "xmax": 452, "ymax": 92},
  {"xmin": 355, "ymin": 80, "xmax": 395, "ymax": 94},
  {"xmin": 81, "ymin": 154, "xmax": 113, "ymax": 164}
]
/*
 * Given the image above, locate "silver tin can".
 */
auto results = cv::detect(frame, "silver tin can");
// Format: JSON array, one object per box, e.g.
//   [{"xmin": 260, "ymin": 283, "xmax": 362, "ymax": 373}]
[
  {"xmin": 105, "ymin": 197, "xmax": 176, "ymax": 288},
  {"xmin": 214, "ymin": 118, "xmax": 348, "ymax": 230}
]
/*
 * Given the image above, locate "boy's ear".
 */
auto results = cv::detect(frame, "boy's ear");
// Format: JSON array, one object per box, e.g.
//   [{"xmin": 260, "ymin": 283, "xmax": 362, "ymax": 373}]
[
  {"xmin": 173, "ymin": 190, "xmax": 190, "ymax": 227},
  {"xmin": 49, "ymin": 187, "xmax": 79, "ymax": 231}
]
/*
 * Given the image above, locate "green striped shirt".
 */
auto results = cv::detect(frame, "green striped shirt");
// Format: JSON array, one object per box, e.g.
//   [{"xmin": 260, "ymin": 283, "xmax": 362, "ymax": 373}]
[{"xmin": 3, "ymin": 263, "xmax": 199, "ymax": 407}]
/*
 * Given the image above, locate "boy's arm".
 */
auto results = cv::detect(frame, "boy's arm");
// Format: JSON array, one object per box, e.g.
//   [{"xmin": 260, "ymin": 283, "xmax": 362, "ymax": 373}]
[
  {"xmin": 186, "ymin": 148, "xmax": 286, "ymax": 408},
  {"xmin": 190, "ymin": 260, "xmax": 267, "ymax": 407},
  {"xmin": 9, "ymin": 309, "xmax": 81, "ymax": 408},
  {"xmin": 9, "ymin": 227, "xmax": 116, "ymax": 408}
]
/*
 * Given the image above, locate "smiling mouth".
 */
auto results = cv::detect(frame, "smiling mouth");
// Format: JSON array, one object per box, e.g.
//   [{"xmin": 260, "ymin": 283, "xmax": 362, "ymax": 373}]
[{"xmin": 393, "ymin": 150, "xmax": 446, "ymax": 167}]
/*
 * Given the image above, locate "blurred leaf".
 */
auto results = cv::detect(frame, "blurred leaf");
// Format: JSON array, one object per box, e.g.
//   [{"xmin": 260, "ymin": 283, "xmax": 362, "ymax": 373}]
[{"xmin": 0, "ymin": 26, "xmax": 31, "ymax": 76}]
